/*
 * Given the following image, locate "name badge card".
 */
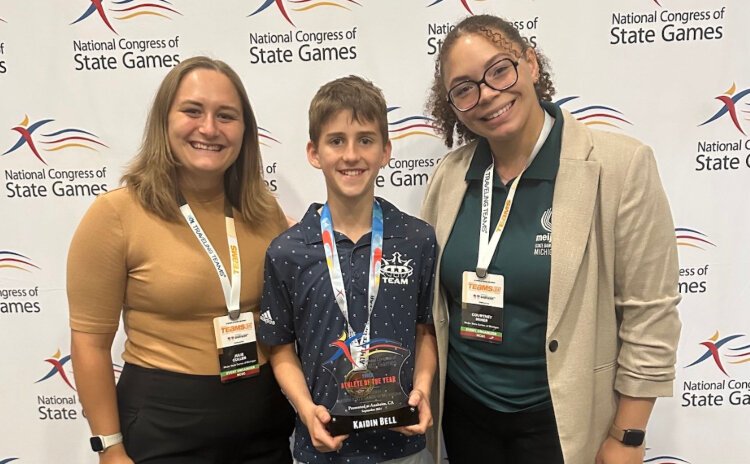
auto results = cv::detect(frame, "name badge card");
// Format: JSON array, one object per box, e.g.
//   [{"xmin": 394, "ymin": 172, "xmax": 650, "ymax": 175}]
[
  {"xmin": 460, "ymin": 271, "xmax": 504, "ymax": 343},
  {"xmin": 213, "ymin": 312, "xmax": 259, "ymax": 383}
]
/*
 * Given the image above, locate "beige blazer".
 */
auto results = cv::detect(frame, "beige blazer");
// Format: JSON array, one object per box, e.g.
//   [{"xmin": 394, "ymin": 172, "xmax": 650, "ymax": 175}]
[{"xmin": 421, "ymin": 110, "xmax": 681, "ymax": 464}]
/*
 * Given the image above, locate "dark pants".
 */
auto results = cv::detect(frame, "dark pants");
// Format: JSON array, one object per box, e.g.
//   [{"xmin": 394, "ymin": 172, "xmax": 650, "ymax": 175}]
[
  {"xmin": 117, "ymin": 363, "xmax": 295, "ymax": 464},
  {"xmin": 442, "ymin": 376, "xmax": 564, "ymax": 464}
]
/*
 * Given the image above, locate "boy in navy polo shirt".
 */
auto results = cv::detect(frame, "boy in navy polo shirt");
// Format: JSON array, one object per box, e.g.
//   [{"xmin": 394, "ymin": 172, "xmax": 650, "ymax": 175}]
[{"xmin": 259, "ymin": 76, "xmax": 437, "ymax": 464}]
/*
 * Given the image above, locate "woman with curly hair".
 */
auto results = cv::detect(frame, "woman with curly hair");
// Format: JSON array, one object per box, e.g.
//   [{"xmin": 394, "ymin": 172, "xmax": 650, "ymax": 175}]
[{"xmin": 421, "ymin": 14, "xmax": 681, "ymax": 464}]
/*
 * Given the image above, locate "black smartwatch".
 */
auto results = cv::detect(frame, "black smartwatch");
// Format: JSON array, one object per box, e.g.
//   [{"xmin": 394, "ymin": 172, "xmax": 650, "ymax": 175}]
[
  {"xmin": 608, "ymin": 424, "xmax": 645, "ymax": 446},
  {"xmin": 90, "ymin": 432, "xmax": 123, "ymax": 453}
]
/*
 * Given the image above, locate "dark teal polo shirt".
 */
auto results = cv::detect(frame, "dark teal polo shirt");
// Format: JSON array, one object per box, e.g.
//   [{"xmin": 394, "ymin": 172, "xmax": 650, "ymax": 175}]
[{"xmin": 441, "ymin": 101, "xmax": 562, "ymax": 412}]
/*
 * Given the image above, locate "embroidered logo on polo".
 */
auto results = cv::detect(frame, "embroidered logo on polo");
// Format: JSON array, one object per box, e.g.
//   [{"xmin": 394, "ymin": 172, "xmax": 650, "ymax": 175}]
[
  {"xmin": 380, "ymin": 252, "xmax": 414, "ymax": 285},
  {"xmin": 533, "ymin": 208, "xmax": 552, "ymax": 256},
  {"xmin": 260, "ymin": 310, "xmax": 275, "ymax": 326}
]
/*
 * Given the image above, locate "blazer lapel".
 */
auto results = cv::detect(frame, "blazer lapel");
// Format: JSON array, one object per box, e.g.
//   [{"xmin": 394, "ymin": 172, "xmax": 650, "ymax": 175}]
[{"xmin": 547, "ymin": 113, "xmax": 600, "ymax": 335}]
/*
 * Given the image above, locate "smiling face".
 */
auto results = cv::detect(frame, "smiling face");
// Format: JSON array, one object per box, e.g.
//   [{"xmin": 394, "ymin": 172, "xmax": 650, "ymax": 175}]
[
  {"xmin": 168, "ymin": 68, "xmax": 245, "ymax": 188},
  {"xmin": 442, "ymin": 32, "xmax": 541, "ymax": 144},
  {"xmin": 307, "ymin": 109, "xmax": 391, "ymax": 207}
]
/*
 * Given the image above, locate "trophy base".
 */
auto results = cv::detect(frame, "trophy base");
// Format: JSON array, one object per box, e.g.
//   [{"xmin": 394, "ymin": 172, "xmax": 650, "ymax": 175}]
[{"xmin": 326, "ymin": 405, "xmax": 419, "ymax": 436}]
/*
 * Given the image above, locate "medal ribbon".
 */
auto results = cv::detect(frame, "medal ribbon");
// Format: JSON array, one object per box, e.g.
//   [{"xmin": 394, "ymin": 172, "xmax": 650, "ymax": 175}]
[
  {"xmin": 180, "ymin": 200, "xmax": 242, "ymax": 320},
  {"xmin": 476, "ymin": 111, "xmax": 554, "ymax": 277},
  {"xmin": 320, "ymin": 200, "xmax": 384, "ymax": 369}
]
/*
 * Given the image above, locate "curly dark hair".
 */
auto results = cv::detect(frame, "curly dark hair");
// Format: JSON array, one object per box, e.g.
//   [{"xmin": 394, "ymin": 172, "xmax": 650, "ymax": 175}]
[{"xmin": 426, "ymin": 15, "xmax": 556, "ymax": 148}]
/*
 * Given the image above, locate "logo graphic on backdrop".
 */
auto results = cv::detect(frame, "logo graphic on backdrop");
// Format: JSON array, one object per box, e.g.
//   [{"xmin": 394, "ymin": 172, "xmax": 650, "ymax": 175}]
[
  {"xmin": 694, "ymin": 83, "xmax": 750, "ymax": 173},
  {"xmin": 0, "ymin": 251, "xmax": 39, "ymax": 272},
  {"xmin": 387, "ymin": 107, "xmax": 438, "ymax": 141},
  {"xmin": 377, "ymin": 107, "xmax": 441, "ymax": 190},
  {"xmin": 247, "ymin": 4, "xmax": 360, "ymax": 65},
  {"xmin": 1, "ymin": 251, "xmax": 42, "ymax": 314},
  {"xmin": 35, "ymin": 349, "xmax": 80, "ymax": 421},
  {"xmin": 426, "ymin": 14, "xmax": 540, "ymax": 55},
  {"xmin": 2, "ymin": 115, "xmax": 108, "ymax": 165},
  {"xmin": 699, "ymin": 83, "xmax": 750, "ymax": 136},
  {"xmin": 249, "ymin": 0, "xmax": 361, "ymax": 27},
  {"xmin": 675, "ymin": 227, "xmax": 714, "ymax": 295},
  {"xmin": 685, "ymin": 331, "xmax": 750, "ymax": 377},
  {"xmin": 34, "ymin": 349, "xmax": 123, "ymax": 420},
  {"xmin": 676, "ymin": 228, "xmax": 715, "ymax": 251},
  {"xmin": 681, "ymin": 330, "xmax": 750, "ymax": 408},
  {"xmin": 610, "ymin": 4, "xmax": 726, "ymax": 45},
  {"xmin": 258, "ymin": 127, "xmax": 281, "ymax": 148},
  {"xmin": 71, "ymin": 0, "xmax": 181, "ymax": 34},
  {"xmin": 556, "ymin": 97, "xmax": 632, "ymax": 130},
  {"xmin": 2, "ymin": 116, "xmax": 111, "ymax": 199},
  {"xmin": 70, "ymin": 1, "xmax": 182, "ymax": 71},
  {"xmin": 0, "ymin": 458, "xmax": 20, "ymax": 464},
  {"xmin": 36, "ymin": 350, "xmax": 76, "ymax": 391},
  {"xmin": 259, "ymin": 127, "xmax": 281, "ymax": 192}
]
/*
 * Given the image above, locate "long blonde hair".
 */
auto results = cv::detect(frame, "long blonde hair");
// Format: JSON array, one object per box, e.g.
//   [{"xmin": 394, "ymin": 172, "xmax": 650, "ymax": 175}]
[{"xmin": 121, "ymin": 56, "xmax": 279, "ymax": 226}]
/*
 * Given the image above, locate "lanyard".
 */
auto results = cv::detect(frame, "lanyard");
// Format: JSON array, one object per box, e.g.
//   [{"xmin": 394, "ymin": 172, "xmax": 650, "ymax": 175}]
[
  {"xmin": 320, "ymin": 200, "xmax": 384, "ymax": 369},
  {"xmin": 476, "ymin": 111, "xmax": 554, "ymax": 277},
  {"xmin": 180, "ymin": 199, "xmax": 242, "ymax": 320}
]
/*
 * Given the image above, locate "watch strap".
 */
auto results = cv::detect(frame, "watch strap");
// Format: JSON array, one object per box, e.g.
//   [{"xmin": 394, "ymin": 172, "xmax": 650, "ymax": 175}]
[{"xmin": 90, "ymin": 432, "xmax": 123, "ymax": 452}]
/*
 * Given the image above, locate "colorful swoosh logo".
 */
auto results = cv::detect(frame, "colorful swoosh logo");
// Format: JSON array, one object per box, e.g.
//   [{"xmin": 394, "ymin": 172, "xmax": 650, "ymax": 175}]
[
  {"xmin": 325, "ymin": 330, "xmax": 408, "ymax": 366},
  {"xmin": 387, "ymin": 107, "xmax": 439, "ymax": 141},
  {"xmin": 556, "ymin": 96, "xmax": 632, "ymax": 130},
  {"xmin": 675, "ymin": 228, "xmax": 716, "ymax": 251},
  {"xmin": 2, "ymin": 115, "xmax": 108, "ymax": 165},
  {"xmin": 685, "ymin": 331, "xmax": 750, "ymax": 377},
  {"xmin": 71, "ymin": 0, "xmax": 181, "ymax": 34},
  {"xmin": 35, "ymin": 350, "xmax": 77, "ymax": 391},
  {"xmin": 699, "ymin": 83, "xmax": 750, "ymax": 136},
  {"xmin": 249, "ymin": 0, "xmax": 362, "ymax": 27},
  {"xmin": 0, "ymin": 251, "xmax": 40, "ymax": 272},
  {"xmin": 258, "ymin": 126, "xmax": 281, "ymax": 148}
]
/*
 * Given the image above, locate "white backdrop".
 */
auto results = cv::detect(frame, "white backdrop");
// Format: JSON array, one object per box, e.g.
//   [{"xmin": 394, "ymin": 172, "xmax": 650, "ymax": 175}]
[{"xmin": 1, "ymin": 1, "xmax": 748, "ymax": 463}]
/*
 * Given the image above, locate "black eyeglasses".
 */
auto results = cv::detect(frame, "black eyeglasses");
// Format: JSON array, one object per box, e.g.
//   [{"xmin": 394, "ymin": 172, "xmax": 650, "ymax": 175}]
[{"xmin": 447, "ymin": 58, "xmax": 519, "ymax": 112}]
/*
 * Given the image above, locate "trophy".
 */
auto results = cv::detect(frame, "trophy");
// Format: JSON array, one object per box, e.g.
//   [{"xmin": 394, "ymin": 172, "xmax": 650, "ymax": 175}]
[{"xmin": 323, "ymin": 331, "xmax": 419, "ymax": 436}]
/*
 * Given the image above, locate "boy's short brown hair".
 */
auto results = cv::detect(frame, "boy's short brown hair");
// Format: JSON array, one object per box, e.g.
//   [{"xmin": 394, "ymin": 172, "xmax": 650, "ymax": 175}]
[{"xmin": 308, "ymin": 75, "xmax": 389, "ymax": 146}]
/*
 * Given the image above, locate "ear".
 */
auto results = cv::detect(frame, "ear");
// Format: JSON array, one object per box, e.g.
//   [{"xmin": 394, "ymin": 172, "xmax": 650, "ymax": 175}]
[
  {"xmin": 524, "ymin": 47, "xmax": 541, "ymax": 83},
  {"xmin": 306, "ymin": 140, "xmax": 321, "ymax": 169},
  {"xmin": 381, "ymin": 140, "xmax": 392, "ymax": 168}
]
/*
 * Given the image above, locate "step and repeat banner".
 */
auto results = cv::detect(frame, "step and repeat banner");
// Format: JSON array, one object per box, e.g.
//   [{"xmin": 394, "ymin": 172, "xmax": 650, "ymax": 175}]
[{"xmin": 1, "ymin": 1, "xmax": 748, "ymax": 462}]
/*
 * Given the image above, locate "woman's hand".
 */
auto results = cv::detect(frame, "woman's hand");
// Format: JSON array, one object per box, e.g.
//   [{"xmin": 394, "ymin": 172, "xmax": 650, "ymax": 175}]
[
  {"xmin": 595, "ymin": 437, "xmax": 644, "ymax": 464},
  {"xmin": 99, "ymin": 444, "xmax": 135, "ymax": 464}
]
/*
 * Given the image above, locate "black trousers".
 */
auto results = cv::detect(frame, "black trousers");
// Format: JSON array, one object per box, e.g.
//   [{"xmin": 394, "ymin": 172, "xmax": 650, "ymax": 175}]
[
  {"xmin": 117, "ymin": 363, "xmax": 295, "ymax": 464},
  {"xmin": 442, "ymin": 376, "xmax": 564, "ymax": 464}
]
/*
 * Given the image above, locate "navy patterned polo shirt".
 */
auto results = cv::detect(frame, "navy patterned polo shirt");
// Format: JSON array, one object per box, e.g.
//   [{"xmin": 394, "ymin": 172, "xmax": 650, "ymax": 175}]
[{"xmin": 259, "ymin": 197, "xmax": 436, "ymax": 464}]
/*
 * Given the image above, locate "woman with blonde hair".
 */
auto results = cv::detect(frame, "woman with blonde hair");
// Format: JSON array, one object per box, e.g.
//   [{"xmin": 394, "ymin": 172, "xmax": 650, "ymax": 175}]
[{"xmin": 68, "ymin": 56, "xmax": 294, "ymax": 463}]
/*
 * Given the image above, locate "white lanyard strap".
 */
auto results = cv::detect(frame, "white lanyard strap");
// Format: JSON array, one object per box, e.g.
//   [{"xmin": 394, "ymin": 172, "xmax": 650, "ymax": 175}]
[
  {"xmin": 476, "ymin": 111, "xmax": 554, "ymax": 277},
  {"xmin": 180, "ymin": 201, "xmax": 241, "ymax": 320}
]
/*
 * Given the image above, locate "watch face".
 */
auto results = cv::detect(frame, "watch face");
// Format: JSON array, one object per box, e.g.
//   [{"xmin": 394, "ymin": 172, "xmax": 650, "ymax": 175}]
[
  {"xmin": 622, "ymin": 429, "xmax": 645, "ymax": 446},
  {"xmin": 90, "ymin": 436, "xmax": 104, "ymax": 452}
]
